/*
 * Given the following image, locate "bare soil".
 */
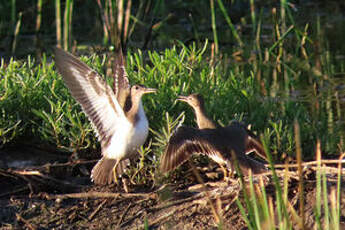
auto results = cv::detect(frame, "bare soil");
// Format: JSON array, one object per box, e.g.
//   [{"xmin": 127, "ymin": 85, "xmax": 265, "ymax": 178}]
[{"xmin": 1, "ymin": 148, "xmax": 345, "ymax": 229}]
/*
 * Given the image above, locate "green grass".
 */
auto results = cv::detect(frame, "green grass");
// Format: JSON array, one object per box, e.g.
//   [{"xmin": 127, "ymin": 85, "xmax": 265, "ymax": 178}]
[{"xmin": 0, "ymin": 36, "xmax": 343, "ymax": 156}]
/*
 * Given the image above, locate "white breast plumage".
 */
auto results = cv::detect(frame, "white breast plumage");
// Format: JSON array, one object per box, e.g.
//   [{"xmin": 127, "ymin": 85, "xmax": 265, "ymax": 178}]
[
  {"xmin": 105, "ymin": 102, "xmax": 148, "ymax": 160},
  {"xmin": 128, "ymin": 102, "xmax": 149, "ymax": 151}
]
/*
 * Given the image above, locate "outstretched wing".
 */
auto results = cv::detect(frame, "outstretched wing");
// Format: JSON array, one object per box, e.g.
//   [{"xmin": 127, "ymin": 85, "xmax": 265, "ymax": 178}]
[
  {"xmin": 113, "ymin": 48, "xmax": 131, "ymax": 112},
  {"xmin": 160, "ymin": 126, "xmax": 230, "ymax": 173},
  {"xmin": 54, "ymin": 48, "xmax": 128, "ymax": 150}
]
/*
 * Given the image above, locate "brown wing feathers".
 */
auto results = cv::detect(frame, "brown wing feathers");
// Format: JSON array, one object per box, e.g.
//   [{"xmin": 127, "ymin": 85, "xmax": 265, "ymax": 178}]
[
  {"xmin": 54, "ymin": 48, "xmax": 121, "ymax": 145},
  {"xmin": 160, "ymin": 126, "xmax": 229, "ymax": 173},
  {"xmin": 160, "ymin": 122, "xmax": 268, "ymax": 175},
  {"xmin": 113, "ymin": 48, "xmax": 131, "ymax": 111}
]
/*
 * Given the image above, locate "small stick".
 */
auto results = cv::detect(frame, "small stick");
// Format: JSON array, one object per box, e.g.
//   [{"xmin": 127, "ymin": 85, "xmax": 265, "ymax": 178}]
[
  {"xmin": 271, "ymin": 158, "xmax": 345, "ymax": 168},
  {"xmin": 116, "ymin": 203, "xmax": 132, "ymax": 227},
  {"xmin": 48, "ymin": 191, "xmax": 155, "ymax": 200},
  {"xmin": 309, "ymin": 166, "xmax": 345, "ymax": 175},
  {"xmin": 148, "ymin": 194, "xmax": 202, "ymax": 212},
  {"xmin": 120, "ymin": 210, "xmax": 145, "ymax": 228},
  {"xmin": 147, "ymin": 209, "xmax": 177, "ymax": 227},
  {"xmin": 12, "ymin": 170, "xmax": 42, "ymax": 176},
  {"xmin": 88, "ymin": 199, "xmax": 107, "ymax": 220}
]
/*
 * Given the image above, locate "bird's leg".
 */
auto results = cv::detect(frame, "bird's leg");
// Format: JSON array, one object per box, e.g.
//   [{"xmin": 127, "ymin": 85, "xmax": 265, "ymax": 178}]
[
  {"xmin": 114, "ymin": 160, "xmax": 130, "ymax": 192},
  {"xmin": 113, "ymin": 161, "xmax": 120, "ymax": 184}
]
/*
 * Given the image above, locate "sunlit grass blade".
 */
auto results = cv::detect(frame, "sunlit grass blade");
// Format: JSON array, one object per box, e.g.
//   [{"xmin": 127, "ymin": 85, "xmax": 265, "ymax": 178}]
[
  {"xmin": 11, "ymin": 12, "xmax": 22, "ymax": 54},
  {"xmin": 216, "ymin": 0, "xmax": 243, "ymax": 47},
  {"xmin": 335, "ymin": 153, "xmax": 344, "ymax": 229},
  {"xmin": 209, "ymin": 0, "xmax": 218, "ymax": 54},
  {"xmin": 294, "ymin": 120, "xmax": 305, "ymax": 229},
  {"xmin": 322, "ymin": 167, "xmax": 330, "ymax": 229},
  {"xmin": 250, "ymin": 0, "xmax": 256, "ymax": 36},
  {"xmin": 55, "ymin": 0, "xmax": 62, "ymax": 48},
  {"xmin": 268, "ymin": 25, "xmax": 294, "ymax": 53},
  {"xmin": 63, "ymin": 0, "xmax": 73, "ymax": 50},
  {"xmin": 261, "ymin": 135, "xmax": 291, "ymax": 229},
  {"xmin": 35, "ymin": 0, "xmax": 43, "ymax": 51},
  {"xmin": 315, "ymin": 140, "xmax": 322, "ymax": 229}
]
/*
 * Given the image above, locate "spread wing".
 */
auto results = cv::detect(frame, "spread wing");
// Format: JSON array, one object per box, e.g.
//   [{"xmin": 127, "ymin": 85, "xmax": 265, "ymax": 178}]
[
  {"xmin": 113, "ymin": 48, "xmax": 131, "ymax": 112},
  {"xmin": 160, "ymin": 124, "xmax": 267, "ymax": 175},
  {"xmin": 54, "ymin": 48, "xmax": 128, "ymax": 150},
  {"xmin": 160, "ymin": 126, "xmax": 233, "ymax": 173}
]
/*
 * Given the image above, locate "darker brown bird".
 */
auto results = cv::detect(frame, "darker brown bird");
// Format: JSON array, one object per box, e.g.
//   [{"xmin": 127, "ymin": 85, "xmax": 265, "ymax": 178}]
[
  {"xmin": 177, "ymin": 93, "xmax": 267, "ymax": 160},
  {"xmin": 160, "ymin": 93, "xmax": 267, "ymax": 177}
]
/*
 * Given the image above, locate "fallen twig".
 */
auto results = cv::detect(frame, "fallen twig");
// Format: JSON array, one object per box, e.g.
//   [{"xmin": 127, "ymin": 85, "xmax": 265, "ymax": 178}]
[
  {"xmin": 271, "ymin": 159, "xmax": 345, "ymax": 168},
  {"xmin": 148, "ymin": 193, "xmax": 203, "ymax": 212},
  {"xmin": 116, "ymin": 203, "xmax": 132, "ymax": 227},
  {"xmin": 120, "ymin": 209, "xmax": 145, "ymax": 228},
  {"xmin": 147, "ymin": 209, "xmax": 178, "ymax": 227},
  {"xmin": 48, "ymin": 191, "xmax": 156, "ymax": 200},
  {"xmin": 309, "ymin": 166, "xmax": 345, "ymax": 175},
  {"xmin": 88, "ymin": 199, "xmax": 107, "ymax": 220}
]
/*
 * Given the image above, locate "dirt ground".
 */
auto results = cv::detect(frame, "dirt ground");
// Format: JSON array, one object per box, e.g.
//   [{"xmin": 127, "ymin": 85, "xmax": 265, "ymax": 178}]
[
  {"xmin": 1, "ymin": 147, "xmax": 345, "ymax": 229},
  {"xmin": 0, "ymin": 164, "xmax": 248, "ymax": 229}
]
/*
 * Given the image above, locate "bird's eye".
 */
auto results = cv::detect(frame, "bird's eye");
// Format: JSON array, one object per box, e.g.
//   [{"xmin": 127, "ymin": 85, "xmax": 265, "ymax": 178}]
[{"xmin": 135, "ymin": 86, "xmax": 139, "ymax": 90}]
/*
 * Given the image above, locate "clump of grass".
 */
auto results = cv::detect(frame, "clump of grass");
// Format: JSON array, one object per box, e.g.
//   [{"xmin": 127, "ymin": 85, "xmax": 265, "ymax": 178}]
[
  {"xmin": 0, "ymin": 54, "xmax": 98, "ymax": 152},
  {"xmin": 236, "ymin": 137, "xmax": 342, "ymax": 229}
]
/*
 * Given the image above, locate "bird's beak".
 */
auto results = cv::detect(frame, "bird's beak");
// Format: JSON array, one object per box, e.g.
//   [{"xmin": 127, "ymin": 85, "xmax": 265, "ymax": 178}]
[
  {"xmin": 143, "ymin": 87, "xmax": 157, "ymax": 94},
  {"xmin": 176, "ymin": 95, "xmax": 188, "ymax": 102}
]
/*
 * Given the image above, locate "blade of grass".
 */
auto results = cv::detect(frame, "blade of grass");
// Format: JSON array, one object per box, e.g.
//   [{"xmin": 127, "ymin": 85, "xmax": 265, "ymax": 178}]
[
  {"xmin": 63, "ymin": 0, "xmax": 73, "ymax": 50},
  {"xmin": 261, "ymin": 135, "xmax": 291, "ymax": 229},
  {"xmin": 236, "ymin": 199, "xmax": 254, "ymax": 230},
  {"xmin": 11, "ymin": 0, "xmax": 16, "ymax": 26},
  {"xmin": 35, "ymin": 0, "xmax": 43, "ymax": 41},
  {"xmin": 233, "ymin": 151, "xmax": 256, "ymax": 230},
  {"xmin": 210, "ymin": 0, "xmax": 218, "ymax": 54},
  {"xmin": 116, "ymin": 0, "xmax": 124, "ymax": 48},
  {"xmin": 250, "ymin": 0, "xmax": 256, "ymax": 36},
  {"xmin": 128, "ymin": 0, "xmax": 146, "ymax": 40},
  {"xmin": 268, "ymin": 25, "xmax": 294, "ymax": 53},
  {"xmin": 315, "ymin": 140, "xmax": 322, "ymax": 229},
  {"xmin": 258, "ymin": 178, "xmax": 272, "ymax": 229},
  {"xmin": 248, "ymin": 172, "xmax": 261, "ymax": 230},
  {"xmin": 96, "ymin": 0, "xmax": 109, "ymax": 45},
  {"xmin": 294, "ymin": 120, "xmax": 305, "ymax": 230},
  {"xmin": 216, "ymin": 0, "xmax": 243, "ymax": 47},
  {"xmin": 55, "ymin": 0, "xmax": 62, "ymax": 48},
  {"xmin": 335, "ymin": 153, "xmax": 345, "ymax": 229},
  {"xmin": 123, "ymin": 0, "xmax": 132, "ymax": 45},
  {"xmin": 11, "ymin": 12, "xmax": 22, "ymax": 55},
  {"xmin": 322, "ymin": 167, "xmax": 330, "ymax": 229},
  {"xmin": 330, "ymin": 188, "xmax": 338, "ymax": 230}
]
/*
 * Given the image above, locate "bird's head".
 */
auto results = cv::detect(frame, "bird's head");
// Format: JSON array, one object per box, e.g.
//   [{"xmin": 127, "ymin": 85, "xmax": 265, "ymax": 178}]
[
  {"xmin": 130, "ymin": 84, "xmax": 157, "ymax": 100},
  {"xmin": 177, "ymin": 93, "xmax": 204, "ymax": 109}
]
